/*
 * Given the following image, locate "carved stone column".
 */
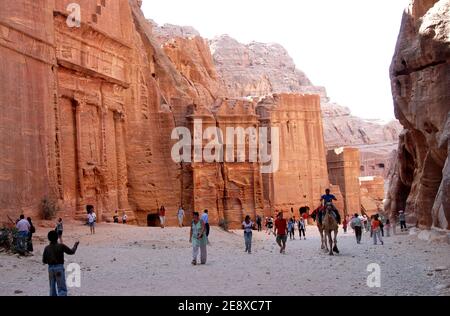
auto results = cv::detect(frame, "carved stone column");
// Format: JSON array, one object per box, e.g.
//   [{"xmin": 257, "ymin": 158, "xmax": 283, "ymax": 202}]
[
  {"xmin": 114, "ymin": 111, "xmax": 130, "ymax": 211},
  {"xmin": 73, "ymin": 94, "xmax": 86, "ymax": 219}
]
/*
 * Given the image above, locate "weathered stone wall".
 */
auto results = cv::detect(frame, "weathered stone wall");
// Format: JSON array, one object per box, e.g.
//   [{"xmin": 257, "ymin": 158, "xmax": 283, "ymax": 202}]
[
  {"xmin": 327, "ymin": 148, "xmax": 362, "ymax": 217},
  {"xmin": 0, "ymin": 0, "xmax": 333, "ymax": 228},
  {"xmin": 257, "ymin": 94, "xmax": 330, "ymax": 216},
  {"xmin": 0, "ymin": 0, "xmax": 56, "ymax": 221},
  {"xmin": 209, "ymin": 33, "xmax": 402, "ymax": 181},
  {"xmin": 360, "ymin": 176, "xmax": 385, "ymax": 216},
  {"xmin": 387, "ymin": 0, "xmax": 450, "ymax": 229}
]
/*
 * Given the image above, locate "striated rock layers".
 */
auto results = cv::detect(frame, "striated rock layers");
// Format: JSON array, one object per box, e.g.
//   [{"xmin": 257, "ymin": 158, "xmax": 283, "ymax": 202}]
[
  {"xmin": 386, "ymin": 0, "xmax": 450, "ymax": 229},
  {"xmin": 0, "ymin": 0, "xmax": 331, "ymax": 228}
]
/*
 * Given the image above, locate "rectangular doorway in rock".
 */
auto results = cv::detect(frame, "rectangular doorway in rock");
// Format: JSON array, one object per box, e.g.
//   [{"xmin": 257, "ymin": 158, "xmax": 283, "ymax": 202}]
[{"xmin": 147, "ymin": 214, "xmax": 159, "ymax": 227}]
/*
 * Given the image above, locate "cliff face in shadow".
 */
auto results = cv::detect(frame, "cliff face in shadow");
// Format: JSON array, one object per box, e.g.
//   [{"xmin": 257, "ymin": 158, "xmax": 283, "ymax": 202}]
[{"xmin": 386, "ymin": 0, "xmax": 450, "ymax": 229}]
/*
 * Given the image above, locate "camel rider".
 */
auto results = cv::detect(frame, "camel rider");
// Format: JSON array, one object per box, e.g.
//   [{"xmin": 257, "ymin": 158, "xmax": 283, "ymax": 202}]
[
  {"xmin": 320, "ymin": 189, "xmax": 341, "ymax": 224},
  {"xmin": 321, "ymin": 189, "xmax": 337, "ymax": 206}
]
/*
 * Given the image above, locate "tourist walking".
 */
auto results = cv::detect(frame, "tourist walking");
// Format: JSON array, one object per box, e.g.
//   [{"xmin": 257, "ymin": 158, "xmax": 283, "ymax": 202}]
[
  {"xmin": 16, "ymin": 215, "xmax": 30, "ymax": 252},
  {"xmin": 302, "ymin": 211, "xmax": 309, "ymax": 226},
  {"xmin": 362, "ymin": 215, "xmax": 369, "ymax": 233},
  {"xmin": 299, "ymin": 218, "xmax": 306, "ymax": 240},
  {"xmin": 288, "ymin": 218, "xmax": 295, "ymax": 240},
  {"xmin": 55, "ymin": 218, "xmax": 64, "ymax": 244},
  {"xmin": 190, "ymin": 212, "xmax": 207, "ymax": 265},
  {"xmin": 242, "ymin": 216, "xmax": 254, "ymax": 254},
  {"xmin": 342, "ymin": 217, "xmax": 348, "ymax": 234},
  {"xmin": 379, "ymin": 215, "xmax": 385, "ymax": 237},
  {"xmin": 113, "ymin": 211, "xmax": 119, "ymax": 224},
  {"xmin": 43, "ymin": 230, "xmax": 79, "ymax": 296},
  {"xmin": 372, "ymin": 215, "xmax": 384, "ymax": 245},
  {"xmin": 399, "ymin": 210, "xmax": 407, "ymax": 232},
  {"xmin": 177, "ymin": 206, "xmax": 185, "ymax": 227},
  {"xmin": 201, "ymin": 209, "xmax": 210, "ymax": 238},
  {"xmin": 274, "ymin": 212, "xmax": 288, "ymax": 254},
  {"xmin": 87, "ymin": 210, "xmax": 96, "ymax": 235},
  {"xmin": 385, "ymin": 219, "xmax": 391, "ymax": 237},
  {"xmin": 256, "ymin": 215, "xmax": 262, "ymax": 232},
  {"xmin": 122, "ymin": 212, "xmax": 128, "ymax": 224},
  {"xmin": 27, "ymin": 217, "xmax": 35, "ymax": 252},
  {"xmin": 350, "ymin": 213, "xmax": 363, "ymax": 244},
  {"xmin": 266, "ymin": 217, "xmax": 274, "ymax": 235}
]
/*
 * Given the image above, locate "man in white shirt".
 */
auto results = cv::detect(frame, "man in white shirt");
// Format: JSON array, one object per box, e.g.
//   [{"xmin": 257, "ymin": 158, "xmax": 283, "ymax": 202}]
[
  {"xmin": 201, "ymin": 210, "xmax": 210, "ymax": 238},
  {"xmin": 87, "ymin": 211, "xmax": 96, "ymax": 235},
  {"xmin": 16, "ymin": 215, "xmax": 30, "ymax": 234},
  {"xmin": 177, "ymin": 206, "xmax": 185, "ymax": 227},
  {"xmin": 16, "ymin": 215, "xmax": 30, "ymax": 251}
]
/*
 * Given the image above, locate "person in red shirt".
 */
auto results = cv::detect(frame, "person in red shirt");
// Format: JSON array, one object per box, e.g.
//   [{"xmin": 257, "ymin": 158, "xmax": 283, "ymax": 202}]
[
  {"xmin": 371, "ymin": 215, "xmax": 384, "ymax": 245},
  {"xmin": 274, "ymin": 212, "xmax": 288, "ymax": 254},
  {"xmin": 302, "ymin": 210, "xmax": 309, "ymax": 226}
]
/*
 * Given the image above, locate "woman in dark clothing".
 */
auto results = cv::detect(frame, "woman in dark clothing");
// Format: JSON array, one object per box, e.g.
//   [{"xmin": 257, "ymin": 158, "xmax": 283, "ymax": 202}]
[{"xmin": 27, "ymin": 217, "xmax": 35, "ymax": 252}]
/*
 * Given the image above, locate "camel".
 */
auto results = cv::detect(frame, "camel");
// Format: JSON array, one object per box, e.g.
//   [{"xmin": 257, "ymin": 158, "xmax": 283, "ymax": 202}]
[
  {"xmin": 312, "ymin": 206, "xmax": 327, "ymax": 251},
  {"xmin": 322, "ymin": 205, "xmax": 340, "ymax": 256}
]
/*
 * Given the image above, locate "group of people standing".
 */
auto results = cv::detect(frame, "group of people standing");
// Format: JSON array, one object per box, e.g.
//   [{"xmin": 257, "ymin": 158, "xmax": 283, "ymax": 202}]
[
  {"xmin": 113, "ymin": 210, "xmax": 128, "ymax": 225},
  {"xmin": 14, "ymin": 213, "xmax": 78, "ymax": 296},
  {"xmin": 15, "ymin": 215, "xmax": 35, "ymax": 253},
  {"xmin": 287, "ymin": 217, "xmax": 307, "ymax": 240}
]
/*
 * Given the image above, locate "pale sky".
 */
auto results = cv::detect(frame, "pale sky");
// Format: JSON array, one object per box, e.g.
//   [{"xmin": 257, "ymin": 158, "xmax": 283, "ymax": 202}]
[{"xmin": 142, "ymin": 0, "xmax": 410, "ymax": 122}]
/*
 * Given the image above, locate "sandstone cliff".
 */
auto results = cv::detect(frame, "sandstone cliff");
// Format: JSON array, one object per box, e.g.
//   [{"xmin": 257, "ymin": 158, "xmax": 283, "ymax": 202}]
[
  {"xmin": 0, "ymin": 0, "xmax": 332, "ymax": 228},
  {"xmin": 386, "ymin": 0, "xmax": 450, "ymax": 229},
  {"xmin": 209, "ymin": 34, "xmax": 402, "ymax": 151}
]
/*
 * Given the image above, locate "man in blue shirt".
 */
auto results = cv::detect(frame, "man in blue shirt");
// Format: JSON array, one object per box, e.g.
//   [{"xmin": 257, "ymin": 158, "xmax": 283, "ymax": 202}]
[
  {"xmin": 201, "ymin": 209, "xmax": 210, "ymax": 238},
  {"xmin": 321, "ymin": 189, "xmax": 337, "ymax": 205}
]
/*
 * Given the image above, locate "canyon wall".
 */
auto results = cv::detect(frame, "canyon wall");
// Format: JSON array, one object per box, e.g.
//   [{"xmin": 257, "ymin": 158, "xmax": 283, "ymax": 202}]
[
  {"xmin": 386, "ymin": 0, "xmax": 450, "ymax": 229},
  {"xmin": 0, "ymin": 0, "xmax": 331, "ymax": 228},
  {"xmin": 257, "ymin": 94, "xmax": 330, "ymax": 214},
  {"xmin": 209, "ymin": 34, "xmax": 402, "ymax": 155},
  {"xmin": 360, "ymin": 176, "xmax": 385, "ymax": 216},
  {"xmin": 326, "ymin": 148, "xmax": 362, "ymax": 217},
  {"xmin": 0, "ymin": 0, "xmax": 55, "ymax": 222}
]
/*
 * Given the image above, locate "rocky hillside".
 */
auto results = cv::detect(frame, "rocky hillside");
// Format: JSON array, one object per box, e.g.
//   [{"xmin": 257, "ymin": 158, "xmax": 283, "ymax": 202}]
[
  {"xmin": 152, "ymin": 24, "xmax": 402, "ymax": 180},
  {"xmin": 209, "ymin": 34, "xmax": 402, "ymax": 149}
]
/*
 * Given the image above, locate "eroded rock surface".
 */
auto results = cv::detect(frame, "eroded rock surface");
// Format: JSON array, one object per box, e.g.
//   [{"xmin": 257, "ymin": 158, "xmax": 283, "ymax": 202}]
[
  {"xmin": 386, "ymin": 0, "xmax": 450, "ymax": 229},
  {"xmin": 0, "ymin": 0, "xmax": 332, "ymax": 228}
]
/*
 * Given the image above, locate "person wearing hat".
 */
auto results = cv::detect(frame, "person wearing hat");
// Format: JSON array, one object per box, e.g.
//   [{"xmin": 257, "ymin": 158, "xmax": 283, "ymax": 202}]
[{"xmin": 399, "ymin": 210, "xmax": 407, "ymax": 232}]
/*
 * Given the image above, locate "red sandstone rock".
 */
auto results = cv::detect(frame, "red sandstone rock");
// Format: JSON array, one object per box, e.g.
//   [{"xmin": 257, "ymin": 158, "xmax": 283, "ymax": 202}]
[
  {"xmin": 360, "ymin": 176, "xmax": 385, "ymax": 216},
  {"xmin": 256, "ymin": 94, "xmax": 330, "ymax": 216},
  {"xmin": 326, "ymin": 148, "xmax": 362, "ymax": 217},
  {"xmin": 0, "ymin": 0, "xmax": 334, "ymax": 229},
  {"xmin": 209, "ymin": 34, "xmax": 402, "ymax": 179},
  {"xmin": 387, "ymin": 0, "xmax": 450, "ymax": 229}
]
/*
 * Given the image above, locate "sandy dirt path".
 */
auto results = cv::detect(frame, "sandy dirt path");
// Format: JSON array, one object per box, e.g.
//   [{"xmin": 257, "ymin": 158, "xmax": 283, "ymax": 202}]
[{"xmin": 0, "ymin": 223, "xmax": 449, "ymax": 296}]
